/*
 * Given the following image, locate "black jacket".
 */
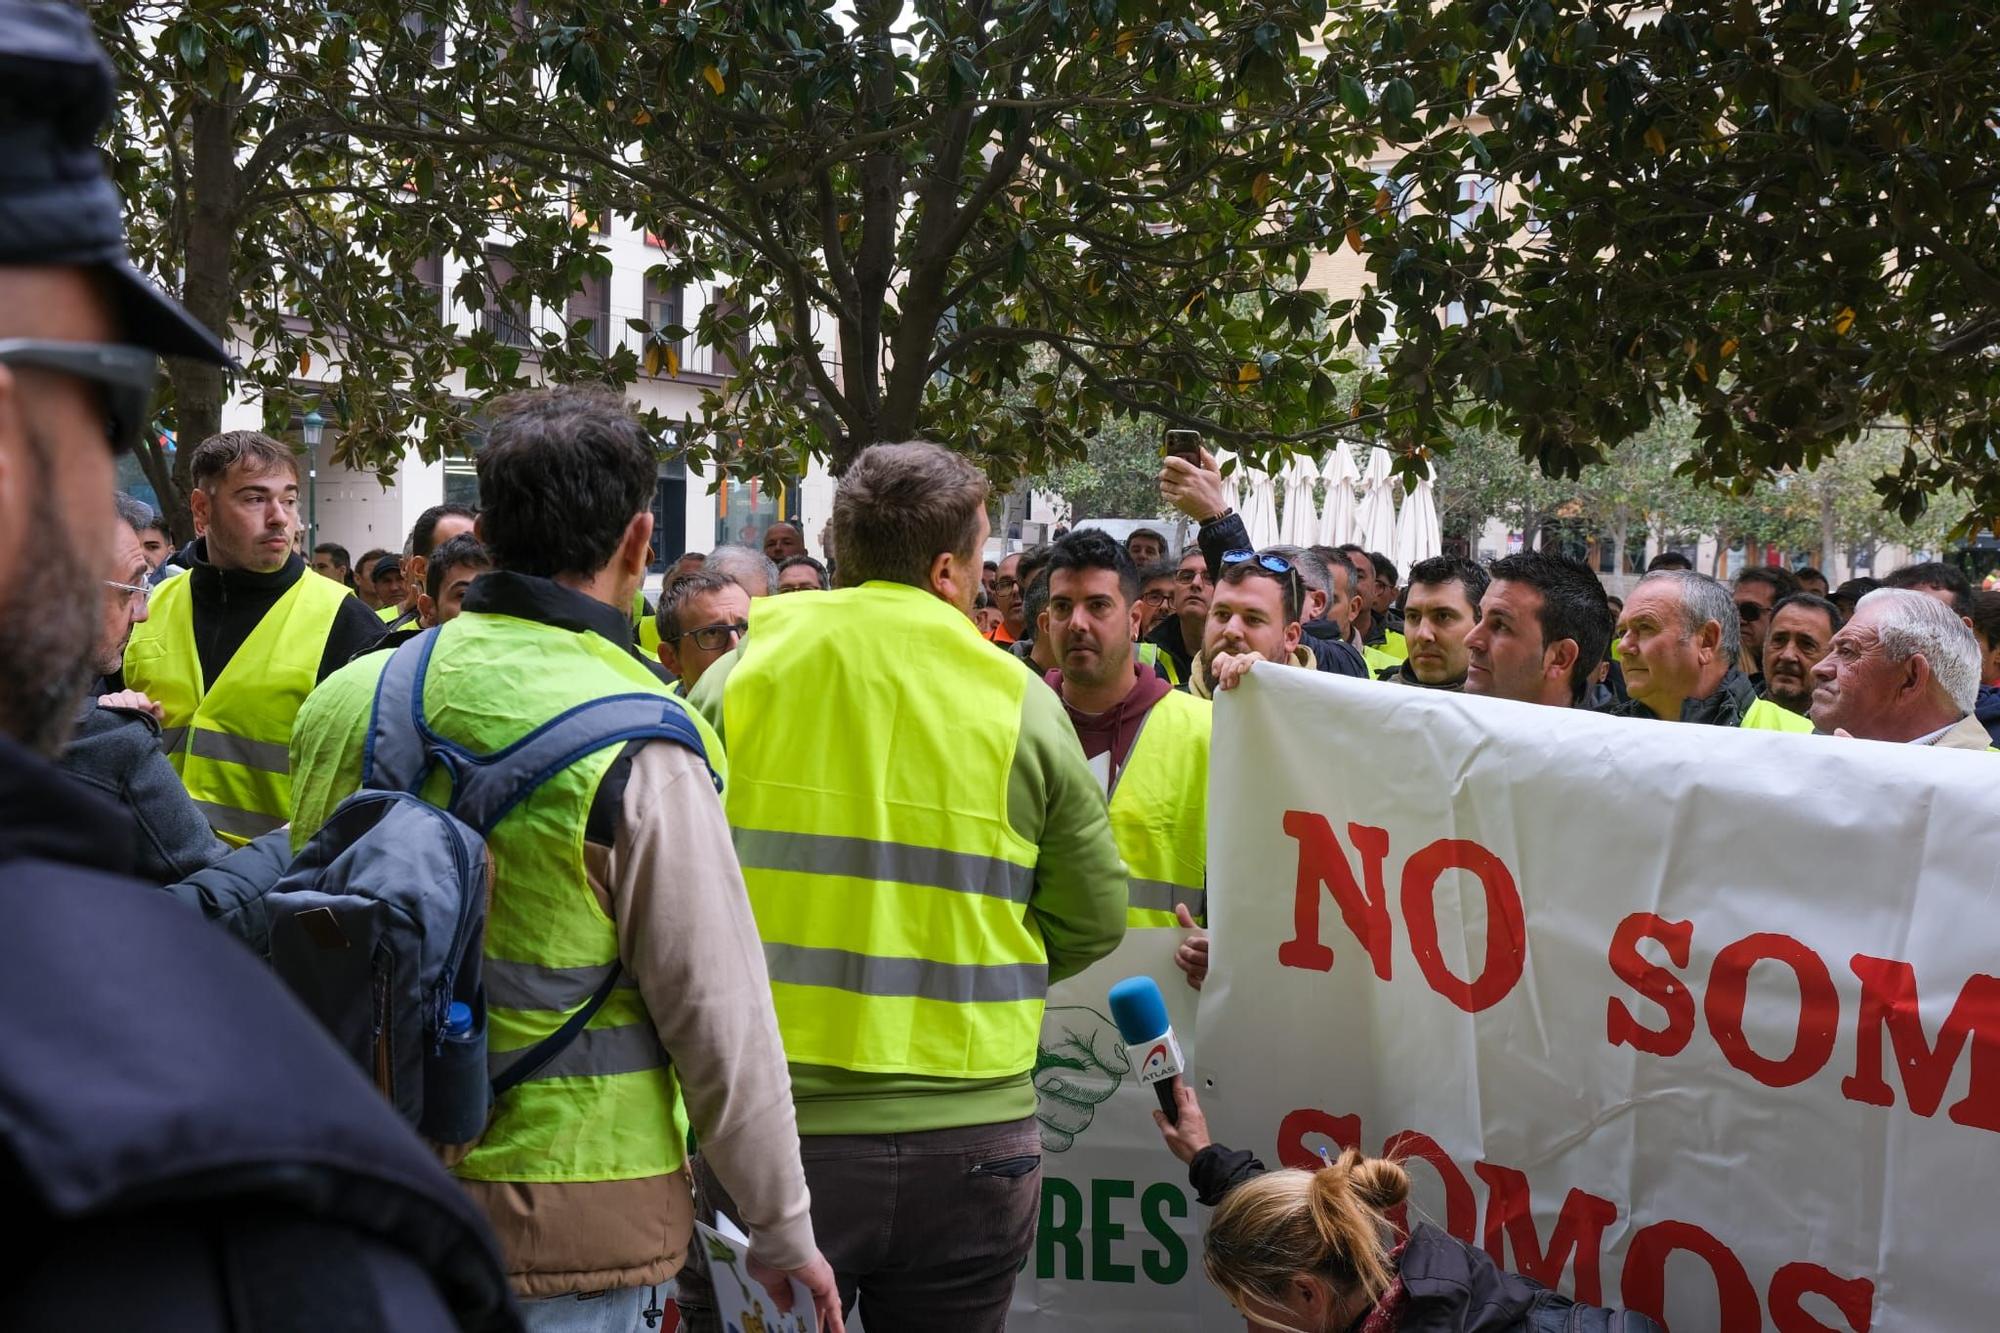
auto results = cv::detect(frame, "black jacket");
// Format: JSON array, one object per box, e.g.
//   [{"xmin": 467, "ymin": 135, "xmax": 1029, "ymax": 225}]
[
  {"xmin": 179, "ymin": 541, "xmax": 385, "ymax": 687},
  {"xmin": 59, "ymin": 697, "xmax": 228, "ymax": 884},
  {"xmin": 0, "ymin": 733, "xmax": 520, "ymax": 1332},
  {"xmin": 1608, "ymin": 666, "xmax": 1761, "ymax": 725},
  {"xmin": 1145, "ymin": 614, "xmax": 1198, "ymax": 684},
  {"xmin": 1187, "ymin": 1144, "xmax": 1662, "ymax": 1333},
  {"xmin": 1303, "ymin": 621, "xmax": 1371, "ymax": 678}
]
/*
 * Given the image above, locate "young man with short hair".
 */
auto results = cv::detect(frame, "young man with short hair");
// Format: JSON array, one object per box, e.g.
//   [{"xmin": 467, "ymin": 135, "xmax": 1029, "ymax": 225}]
[
  {"xmin": 1464, "ymin": 551, "xmax": 1613, "ymax": 709},
  {"xmin": 122, "ymin": 431, "xmax": 383, "ymax": 844},
  {"xmin": 289, "ymin": 387, "xmax": 842, "ymax": 1328},
  {"xmin": 379, "ymin": 502, "xmax": 477, "ymax": 631},
  {"xmin": 1191, "ymin": 550, "xmax": 1313, "ymax": 698},
  {"xmin": 1381, "ymin": 557, "xmax": 1488, "ymax": 690},
  {"xmin": 1043, "ymin": 529, "xmax": 1209, "ymax": 929}
]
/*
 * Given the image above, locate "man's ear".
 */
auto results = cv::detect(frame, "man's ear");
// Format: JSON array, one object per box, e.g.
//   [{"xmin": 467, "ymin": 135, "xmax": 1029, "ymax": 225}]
[
  {"xmin": 1546, "ymin": 637, "xmax": 1582, "ymax": 685},
  {"xmin": 416, "ymin": 592, "xmax": 437, "ymax": 628},
  {"xmin": 1901, "ymin": 652, "xmax": 1933, "ymax": 704},
  {"xmin": 619, "ymin": 511, "xmax": 655, "ymax": 576},
  {"xmin": 1127, "ymin": 599, "xmax": 1145, "ymax": 642},
  {"xmin": 1283, "ymin": 620, "xmax": 1303, "ymax": 658},
  {"xmin": 189, "ymin": 484, "xmax": 211, "ymax": 530}
]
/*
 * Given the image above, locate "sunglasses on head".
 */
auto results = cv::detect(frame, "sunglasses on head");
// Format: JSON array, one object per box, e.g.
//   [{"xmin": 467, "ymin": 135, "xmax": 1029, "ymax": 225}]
[
  {"xmin": 0, "ymin": 339, "xmax": 160, "ymax": 456},
  {"xmin": 1221, "ymin": 547, "xmax": 1305, "ymax": 606}
]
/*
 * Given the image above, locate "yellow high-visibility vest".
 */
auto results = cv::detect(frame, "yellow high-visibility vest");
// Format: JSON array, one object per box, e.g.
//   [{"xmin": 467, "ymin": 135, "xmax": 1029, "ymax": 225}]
[
  {"xmin": 1740, "ymin": 698, "xmax": 1815, "ymax": 733},
  {"xmin": 1106, "ymin": 690, "xmax": 1210, "ymax": 927},
  {"xmin": 721, "ymin": 582, "xmax": 1048, "ymax": 1079},
  {"xmin": 124, "ymin": 568, "xmax": 349, "ymax": 844},
  {"xmin": 289, "ymin": 612, "xmax": 705, "ymax": 1183}
]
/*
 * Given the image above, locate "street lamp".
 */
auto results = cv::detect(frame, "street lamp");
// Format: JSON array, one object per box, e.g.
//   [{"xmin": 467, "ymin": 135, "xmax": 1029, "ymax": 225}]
[{"xmin": 302, "ymin": 408, "xmax": 325, "ymax": 551}]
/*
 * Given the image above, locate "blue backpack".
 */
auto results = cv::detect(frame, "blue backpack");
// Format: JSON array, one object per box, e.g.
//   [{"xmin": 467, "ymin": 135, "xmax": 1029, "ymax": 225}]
[{"xmin": 265, "ymin": 630, "xmax": 712, "ymax": 1145}]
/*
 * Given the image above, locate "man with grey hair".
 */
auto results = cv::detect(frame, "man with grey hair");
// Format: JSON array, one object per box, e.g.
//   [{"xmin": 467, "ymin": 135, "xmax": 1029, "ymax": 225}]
[
  {"xmin": 1611, "ymin": 569, "xmax": 1813, "ymax": 732},
  {"xmin": 706, "ymin": 542, "xmax": 778, "ymax": 597},
  {"xmin": 60, "ymin": 492, "xmax": 230, "ymax": 882},
  {"xmin": 1809, "ymin": 588, "xmax": 1996, "ymax": 750},
  {"xmin": 1263, "ymin": 543, "xmax": 1369, "ymax": 678}
]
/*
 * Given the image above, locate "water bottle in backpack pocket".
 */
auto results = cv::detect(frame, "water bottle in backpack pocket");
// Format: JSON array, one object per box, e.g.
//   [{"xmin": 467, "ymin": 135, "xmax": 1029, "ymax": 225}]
[{"xmin": 265, "ymin": 790, "xmax": 492, "ymax": 1144}]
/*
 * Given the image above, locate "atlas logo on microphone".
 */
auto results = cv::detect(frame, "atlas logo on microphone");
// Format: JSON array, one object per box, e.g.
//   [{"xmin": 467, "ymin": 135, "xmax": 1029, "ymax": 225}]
[{"xmin": 1135, "ymin": 1033, "xmax": 1184, "ymax": 1087}]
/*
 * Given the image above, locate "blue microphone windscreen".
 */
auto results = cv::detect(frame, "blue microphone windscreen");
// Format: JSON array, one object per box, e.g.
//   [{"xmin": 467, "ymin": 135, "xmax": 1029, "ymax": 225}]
[{"xmin": 1107, "ymin": 975, "xmax": 1170, "ymax": 1045}]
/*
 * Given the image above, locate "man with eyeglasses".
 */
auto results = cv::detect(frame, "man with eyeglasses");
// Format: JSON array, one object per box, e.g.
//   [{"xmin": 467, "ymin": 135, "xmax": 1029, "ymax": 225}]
[
  {"xmin": 59, "ymin": 492, "xmax": 228, "ymax": 883},
  {"xmin": 122, "ymin": 430, "xmax": 384, "ymax": 845},
  {"xmin": 987, "ymin": 549, "xmax": 1026, "ymax": 643},
  {"xmin": 658, "ymin": 566, "xmax": 751, "ymax": 694},
  {"xmin": 1142, "ymin": 547, "xmax": 1212, "ymax": 683},
  {"xmin": 1732, "ymin": 565, "xmax": 1799, "ymax": 692},
  {"xmin": 0, "ymin": 5, "xmax": 515, "ymax": 1325}
]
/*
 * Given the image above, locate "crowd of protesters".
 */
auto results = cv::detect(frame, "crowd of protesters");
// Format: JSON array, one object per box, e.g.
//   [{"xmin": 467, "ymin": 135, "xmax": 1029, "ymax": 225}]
[{"xmin": 4, "ymin": 8, "xmax": 1998, "ymax": 1333}]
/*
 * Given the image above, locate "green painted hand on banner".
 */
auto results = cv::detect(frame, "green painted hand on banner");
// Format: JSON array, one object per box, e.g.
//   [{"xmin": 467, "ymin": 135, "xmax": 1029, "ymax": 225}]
[{"xmin": 1034, "ymin": 1005, "xmax": 1132, "ymax": 1152}]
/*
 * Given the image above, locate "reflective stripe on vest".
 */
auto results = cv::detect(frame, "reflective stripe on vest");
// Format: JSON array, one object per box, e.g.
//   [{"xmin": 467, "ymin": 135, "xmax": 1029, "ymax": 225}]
[
  {"xmin": 123, "ymin": 567, "xmax": 350, "ymax": 846},
  {"xmin": 1740, "ymin": 698, "xmax": 1816, "ymax": 733},
  {"xmin": 1135, "ymin": 641, "xmax": 1182, "ymax": 686},
  {"xmin": 722, "ymin": 582, "xmax": 1048, "ymax": 1080},
  {"xmin": 1106, "ymin": 690, "xmax": 1210, "ymax": 927},
  {"xmin": 365, "ymin": 610, "xmax": 712, "ymax": 1184}
]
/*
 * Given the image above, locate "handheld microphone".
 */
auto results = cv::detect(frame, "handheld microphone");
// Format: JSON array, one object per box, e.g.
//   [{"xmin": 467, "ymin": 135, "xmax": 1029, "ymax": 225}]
[{"xmin": 1107, "ymin": 975, "xmax": 1185, "ymax": 1125}]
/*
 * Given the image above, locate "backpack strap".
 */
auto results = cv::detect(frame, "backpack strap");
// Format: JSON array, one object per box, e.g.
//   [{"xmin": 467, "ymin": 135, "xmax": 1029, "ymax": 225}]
[
  {"xmin": 489, "ymin": 959, "xmax": 627, "ymax": 1096},
  {"xmin": 439, "ymin": 692, "xmax": 716, "ymax": 835},
  {"xmin": 360, "ymin": 629, "xmax": 442, "ymax": 795}
]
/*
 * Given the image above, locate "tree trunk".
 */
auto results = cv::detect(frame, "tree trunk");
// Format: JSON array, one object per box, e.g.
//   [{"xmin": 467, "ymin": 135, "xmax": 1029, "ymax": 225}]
[
  {"xmin": 157, "ymin": 95, "xmax": 242, "ymax": 540},
  {"xmin": 1609, "ymin": 515, "xmax": 1630, "ymax": 592},
  {"xmin": 1819, "ymin": 485, "xmax": 1838, "ymax": 576}
]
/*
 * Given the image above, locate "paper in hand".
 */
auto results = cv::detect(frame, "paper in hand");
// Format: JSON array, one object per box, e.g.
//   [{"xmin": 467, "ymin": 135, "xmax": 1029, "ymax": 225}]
[{"xmin": 694, "ymin": 1213, "xmax": 819, "ymax": 1333}]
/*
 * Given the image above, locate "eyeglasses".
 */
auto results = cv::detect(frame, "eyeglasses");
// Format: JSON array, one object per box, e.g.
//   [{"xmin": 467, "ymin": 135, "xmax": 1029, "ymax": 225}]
[
  {"xmin": 1172, "ymin": 568, "xmax": 1205, "ymax": 585},
  {"xmin": 1736, "ymin": 601, "xmax": 1768, "ymax": 623},
  {"xmin": 992, "ymin": 577, "xmax": 1020, "ymax": 594},
  {"xmin": 104, "ymin": 578, "xmax": 150, "ymax": 606},
  {"xmin": 1139, "ymin": 589, "xmax": 1172, "ymax": 604},
  {"xmin": 0, "ymin": 340, "xmax": 160, "ymax": 456},
  {"xmin": 669, "ymin": 621, "xmax": 748, "ymax": 651}
]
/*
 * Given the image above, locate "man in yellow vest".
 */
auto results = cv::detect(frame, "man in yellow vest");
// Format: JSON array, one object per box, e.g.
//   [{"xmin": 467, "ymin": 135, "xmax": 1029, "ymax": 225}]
[
  {"xmin": 1041, "ymin": 528, "xmax": 1210, "ymax": 928},
  {"xmin": 1609, "ymin": 569, "xmax": 1815, "ymax": 732},
  {"xmin": 286, "ymin": 387, "xmax": 842, "ymax": 1331},
  {"xmin": 123, "ymin": 431, "xmax": 384, "ymax": 843},
  {"xmin": 681, "ymin": 440, "xmax": 1127, "ymax": 1331},
  {"xmin": 377, "ymin": 501, "xmax": 477, "ymax": 632}
]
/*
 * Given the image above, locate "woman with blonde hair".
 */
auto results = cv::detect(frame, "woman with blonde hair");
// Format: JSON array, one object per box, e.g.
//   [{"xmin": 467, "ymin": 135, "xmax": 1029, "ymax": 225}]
[{"xmin": 1159, "ymin": 1084, "xmax": 1661, "ymax": 1332}]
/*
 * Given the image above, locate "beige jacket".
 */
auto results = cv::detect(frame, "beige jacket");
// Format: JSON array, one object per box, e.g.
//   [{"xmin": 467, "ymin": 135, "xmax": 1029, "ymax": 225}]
[
  {"xmin": 465, "ymin": 740, "xmax": 815, "ymax": 1298},
  {"xmin": 1932, "ymin": 713, "xmax": 1999, "ymax": 752}
]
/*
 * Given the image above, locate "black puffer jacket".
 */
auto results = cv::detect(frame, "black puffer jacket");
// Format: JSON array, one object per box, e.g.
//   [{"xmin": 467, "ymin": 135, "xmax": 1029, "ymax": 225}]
[{"xmin": 0, "ymin": 733, "xmax": 520, "ymax": 1333}]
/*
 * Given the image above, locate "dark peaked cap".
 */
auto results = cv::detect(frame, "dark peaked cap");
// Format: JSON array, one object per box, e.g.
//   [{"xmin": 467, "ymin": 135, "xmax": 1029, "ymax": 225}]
[{"xmin": 0, "ymin": 1, "xmax": 231, "ymax": 364}]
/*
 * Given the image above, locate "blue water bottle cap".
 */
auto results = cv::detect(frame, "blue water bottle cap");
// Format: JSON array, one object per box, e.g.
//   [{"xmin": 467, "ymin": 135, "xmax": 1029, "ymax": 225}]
[{"xmin": 446, "ymin": 1001, "xmax": 474, "ymax": 1036}]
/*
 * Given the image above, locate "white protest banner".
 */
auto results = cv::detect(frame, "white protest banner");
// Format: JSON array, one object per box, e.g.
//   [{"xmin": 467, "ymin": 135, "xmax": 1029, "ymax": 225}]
[
  {"xmin": 1202, "ymin": 666, "xmax": 2000, "ymax": 1330},
  {"xmin": 1010, "ymin": 929, "xmax": 1213, "ymax": 1331}
]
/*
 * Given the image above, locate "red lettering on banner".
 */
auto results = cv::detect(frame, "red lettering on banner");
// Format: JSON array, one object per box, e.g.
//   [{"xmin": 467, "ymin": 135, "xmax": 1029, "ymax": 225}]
[
  {"xmin": 1274, "ymin": 1108, "xmax": 1361, "ymax": 1169},
  {"xmin": 1706, "ymin": 933, "xmax": 1841, "ymax": 1088},
  {"xmin": 1382, "ymin": 1130, "xmax": 1477, "ymax": 1242},
  {"xmin": 1606, "ymin": 913, "xmax": 1696, "ymax": 1056},
  {"xmin": 1621, "ymin": 1219, "xmax": 1763, "ymax": 1332},
  {"xmin": 1401, "ymin": 839, "xmax": 1526, "ymax": 1013},
  {"xmin": 1275, "ymin": 1108, "xmax": 1877, "ymax": 1328},
  {"xmin": 1841, "ymin": 956, "xmax": 2000, "ymax": 1132},
  {"xmin": 1770, "ymin": 1261, "xmax": 1875, "ymax": 1332},
  {"xmin": 1276, "ymin": 813, "xmax": 1392, "ymax": 976},
  {"xmin": 1473, "ymin": 1162, "xmax": 1618, "ymax": 1304}
]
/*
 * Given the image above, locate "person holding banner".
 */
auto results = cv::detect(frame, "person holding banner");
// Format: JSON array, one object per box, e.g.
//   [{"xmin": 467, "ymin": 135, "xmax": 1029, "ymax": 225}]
[
  {"xmin": 1190, "ymin": 550, "xmax": 1315, "ymax": 698},
  {"xmin": 1042, "ymin": 528, "xmax": 1212, "ymax": 928},
  {"xmin": 1150, "ymin": 1086, "xmax": 1664, "ymax": 1333}
]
